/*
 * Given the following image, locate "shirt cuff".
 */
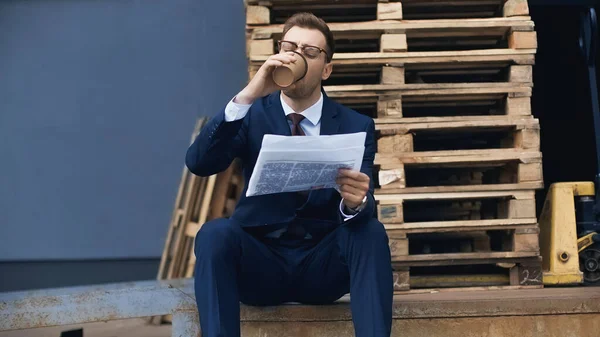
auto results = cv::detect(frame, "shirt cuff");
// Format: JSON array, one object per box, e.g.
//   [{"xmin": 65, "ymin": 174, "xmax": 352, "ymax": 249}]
[
  {"xmin": 339, "ymin": 199, "xmax": 360, "ymax": 221},
  {"xmin": 224, "ymin": 95, "xmax": 252, "ymax": 122}
]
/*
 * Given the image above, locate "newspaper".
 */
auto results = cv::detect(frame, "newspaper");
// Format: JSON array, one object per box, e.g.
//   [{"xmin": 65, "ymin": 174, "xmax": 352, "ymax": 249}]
[{"xmin": 246, "ymin": 132, "xmax": 366, "ymax": 197}]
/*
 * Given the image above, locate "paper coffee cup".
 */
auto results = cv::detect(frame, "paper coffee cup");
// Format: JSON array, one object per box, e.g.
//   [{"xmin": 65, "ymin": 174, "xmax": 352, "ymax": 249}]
[{"xmin": 272, "ymin": 51, "xmax": 308, "ymax": 87}]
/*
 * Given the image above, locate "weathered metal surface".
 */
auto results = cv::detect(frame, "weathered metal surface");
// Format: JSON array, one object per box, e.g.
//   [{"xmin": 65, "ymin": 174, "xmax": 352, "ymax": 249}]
[
  {"xmin": 4, "ymin": 277, "xmax": 600, "ymax": 337},
  {"xmin": 0, "ymin": 279, "xmax": 196, "ymax": 331},
  {"xmin": 240, "ymin": 286, "xmax": 600, "ymax": 322},
  {"xmin": 172, "ymin": 310, "xmax": 201, "ymax": 337},
  {"xmin": 242, "ymin": 314, "xmax": 600, "ymax": 337}
]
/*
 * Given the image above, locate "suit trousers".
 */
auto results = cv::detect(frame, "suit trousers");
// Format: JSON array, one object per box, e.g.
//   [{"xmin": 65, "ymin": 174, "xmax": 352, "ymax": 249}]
[{"xmin": 193, "ymin": 216, "xmax": 394, "ymax": 337}]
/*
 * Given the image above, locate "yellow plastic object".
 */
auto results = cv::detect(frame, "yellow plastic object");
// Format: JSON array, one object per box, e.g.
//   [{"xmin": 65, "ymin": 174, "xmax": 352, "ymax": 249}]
[{"xmin": 539, "ymin": 182, "xmax": 594, "ymax": 285}]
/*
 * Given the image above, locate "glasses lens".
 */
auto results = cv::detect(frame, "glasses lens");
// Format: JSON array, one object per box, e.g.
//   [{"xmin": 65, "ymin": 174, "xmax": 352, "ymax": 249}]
[
  {"xmin": 279, "ymin": 41, "xmax": 296, "ymax": 52},
  {"xmin": 303, "ymin": 47, "xmax": 321, "ymax": 58}
]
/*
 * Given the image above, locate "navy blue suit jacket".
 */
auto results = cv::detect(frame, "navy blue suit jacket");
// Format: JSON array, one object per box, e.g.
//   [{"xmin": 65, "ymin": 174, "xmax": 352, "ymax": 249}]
[{"xmin": 185, "ymin": 90, "xmax": 377, "ymax": 231}]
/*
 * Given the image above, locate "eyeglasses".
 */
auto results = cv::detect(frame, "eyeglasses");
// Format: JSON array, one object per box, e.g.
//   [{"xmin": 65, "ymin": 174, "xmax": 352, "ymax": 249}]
[{"xmin": 277, "ymin": 40, "xmax": 330, "ymax": 61}]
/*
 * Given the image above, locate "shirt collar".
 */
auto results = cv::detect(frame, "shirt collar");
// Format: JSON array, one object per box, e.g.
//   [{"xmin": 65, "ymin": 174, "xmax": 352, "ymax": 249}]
[{"xmin": 280, "ymin": 92, "xmax": 323, "ymax": 126}]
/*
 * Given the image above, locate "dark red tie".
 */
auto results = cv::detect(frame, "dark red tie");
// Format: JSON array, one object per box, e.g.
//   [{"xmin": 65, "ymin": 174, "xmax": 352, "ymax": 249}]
[{"xmin": 288, "ymin": 113, "xmax": 306, "ymax": 136}]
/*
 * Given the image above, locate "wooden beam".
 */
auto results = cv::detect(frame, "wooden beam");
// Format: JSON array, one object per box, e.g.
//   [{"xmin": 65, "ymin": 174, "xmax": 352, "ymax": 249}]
[
  {"xmin": 504, "ymin": 0, "xmax": 530, "ymax": 17},
  {"xmin": 249, "ymin": 39, "xmax": 274, "ymax": 57},
  {"xmin": 509, "ymin": 65, "xmax": 533, "ymax": 83},
  {"xmin": 247, "ymin": 6, "xmax": 270, "ymax": 25},
  {"xmin": 378, "ymin": 2, "xmax": 403, "ymax": 20},
  {"xmin": 380, "ymin": 34, "xmax": 408, "ymax": 52},
  {"xmin": 509, "ymin": 31, "xmax": 537, "ymax": 50}
]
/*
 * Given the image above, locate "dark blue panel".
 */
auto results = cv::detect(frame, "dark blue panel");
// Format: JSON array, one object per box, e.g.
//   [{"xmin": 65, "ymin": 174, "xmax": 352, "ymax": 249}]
[{"xmin": 0, "ymin": 0, "xmax": 247, "ymax": 260}]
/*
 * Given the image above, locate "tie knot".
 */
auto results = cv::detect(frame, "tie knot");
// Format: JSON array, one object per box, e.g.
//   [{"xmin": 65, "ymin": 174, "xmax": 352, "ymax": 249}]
[{"xmin": 287, "ymin": 113, "xmax": 305, "ymax": 126}]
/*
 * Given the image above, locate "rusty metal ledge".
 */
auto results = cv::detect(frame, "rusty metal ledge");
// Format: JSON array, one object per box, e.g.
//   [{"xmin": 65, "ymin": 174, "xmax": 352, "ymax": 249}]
[
  {"xmin": 3, "ymin": 278, "xmax": 600, "ymax": 331},
  {"xmin": 240, "ymin": 286, "xmax": 600, "ymax": 322}
]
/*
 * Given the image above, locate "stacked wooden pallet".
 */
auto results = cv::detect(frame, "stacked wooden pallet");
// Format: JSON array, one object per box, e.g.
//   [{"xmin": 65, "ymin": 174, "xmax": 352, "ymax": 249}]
[
  {"xmin": 151, "ymin": 118, "xmax": 244, "ymax": 323},
  {"xmin": 245, "ymin": 0, "xmax": 542, "ymax": 293},
  {"xmin": 156, "ymin": 118, "xmax": 244, "ymax": 281}
]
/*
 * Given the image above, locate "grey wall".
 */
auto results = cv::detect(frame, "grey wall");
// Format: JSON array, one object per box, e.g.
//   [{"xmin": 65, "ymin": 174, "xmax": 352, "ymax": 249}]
[{"xmin": 0, "ymin": 0, "xmax": 247, "ymax": 289}]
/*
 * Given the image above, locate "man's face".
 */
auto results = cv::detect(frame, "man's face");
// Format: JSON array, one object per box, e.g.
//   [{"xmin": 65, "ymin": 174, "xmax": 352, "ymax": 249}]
[{"xmin": 278, "ymin": 26, "xmax": 333, "ymax": 98}]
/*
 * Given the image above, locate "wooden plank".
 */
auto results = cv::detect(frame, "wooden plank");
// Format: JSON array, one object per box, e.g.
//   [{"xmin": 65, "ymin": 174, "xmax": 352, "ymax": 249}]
[
  {"xmin": 509, "ymin": 65, "xmax": 533, "ymax": 83},
  {"xmin": 393, "ymin": 270, "xmax": 411, "ymax": 291},
  {"xmin": 376, "ymin": 190, "xmax": 535, "ymax": 203},
  {"xmin": 377, "ymin": 2, "xmax": 403, "ymax": 20},
  {"xmin": 250, "ymin": 49, "xmax": 536, "ymax": 63},
  {"xmin": 395, "ymin": 284, "xmax": 542, "ymax": 295},
  {"xmin": 375, "ymin": 117, "xmax": 538, "ymax": 132},
  {"xmin": 379, "ymin": 203, "xmax": 404, "ymax": 223},
  {"xmin": 377, "ymin": 97, "xmax": 403, "ymax": 117},
  {"xmin": 513, "ymin": 232, "xmax": 540, "ymax": 253},
  {"xmin": 506, "ymin": 96, "xmax": 531, "ymax": 116},
  {"xmin": 384, "ymin": 219, "xmax": 538, "ymax": 232},
  {"xmin": 504, "ymin": 0, "xmax": 530, "ymax": 17},
  {"xmin": 381, "ymin": 66, "xmax": 406, "ymax": 84},
  {"xmin": 518, "ymin": 162, "xmax": 543, "ymax": 182},
  {"xmin": 515, "ymin": 128, "xmax": 540, "ymax": 150},
  {"xmin": 499, "ymin": 198, "xmax": 537, "ymax": 219},
  {"xmin": 249, "ymin": 17, "xmax": 535, "ymax": 40},
  {"xmin": 246, "ymin": 6, "xmax": 270, "ymax": 25},
  {"xmin": 376, "ymin": 181, "xmax": 543, "ymax": 195},
  {"xmin": 389, "ymin": 237, "xmax": 409, "ymax": 259},
  {"xmin": 393, "ymin": 251, "xmax": 538, "ymax": 263},
  {"xmin": 249, "ymin": 39, "xmax": 273, "ymax": 57},
  {"xmin": 184, "ymin": 174, "xmax": 218, "ymax": 278},
  {"xmin": 510, "ymin": 259, "xmax": 543, "ymax": 285},
  {"xmin": 409, "ymin": 274, "xmax": 509, "ymax": 289},
  {"xmin": 326, "ymin": 85, "xmax": 532, "ymax": 98},
  {"xmin": 509, "ymin": 31, "xmax": 537, "ymax": 50},
  {"xmin": 377, "ymin": 134, "xmax": 414, "ymax": 153},
  {"xmin": 375, "ymin": 149, "xmax": 541, "ymax": 166},
  {"xmin": 380, "ymin": 34, "xmax": 407, "ymax": 52},
  {"xmin": 375, "ymin": 115, "xmax": 536, "ymax": 125}
]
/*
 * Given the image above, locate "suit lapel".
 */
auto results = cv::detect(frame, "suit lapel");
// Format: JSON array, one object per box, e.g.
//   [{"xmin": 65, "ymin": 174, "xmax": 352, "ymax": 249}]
[
  {"xmin": 264, "ymin": 91, "xmax": 291, "ymax": 136},
  {"xmin": 319, "ymin": 91, "xmax": 341, "ymax": 136}
]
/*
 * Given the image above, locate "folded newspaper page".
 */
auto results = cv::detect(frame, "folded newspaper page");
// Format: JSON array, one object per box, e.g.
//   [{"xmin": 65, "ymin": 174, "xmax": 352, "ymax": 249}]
[{"xmin": 246, "ymin": 132, "xmax": 366, "ymax": 197}]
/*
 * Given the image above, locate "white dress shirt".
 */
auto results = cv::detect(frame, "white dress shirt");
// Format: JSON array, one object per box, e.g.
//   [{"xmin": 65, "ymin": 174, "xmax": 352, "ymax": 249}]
[{"xmin": 224, "ymin": 92, "xmax": 361, "ymax": 221}]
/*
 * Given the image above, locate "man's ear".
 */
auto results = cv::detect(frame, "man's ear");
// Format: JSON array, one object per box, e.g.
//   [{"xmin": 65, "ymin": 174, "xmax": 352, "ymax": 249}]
[{"xmin": 321, "ymin": 62, "xmax": 333, "ymax": 81}]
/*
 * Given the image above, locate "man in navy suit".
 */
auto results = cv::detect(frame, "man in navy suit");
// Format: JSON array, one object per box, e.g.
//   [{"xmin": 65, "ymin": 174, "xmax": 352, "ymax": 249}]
[{"xmin": 185, "ymin": 12, "xmax": 393, "ymax": 337}]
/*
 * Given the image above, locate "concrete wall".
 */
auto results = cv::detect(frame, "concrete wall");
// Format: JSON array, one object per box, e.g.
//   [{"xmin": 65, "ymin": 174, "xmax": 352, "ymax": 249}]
[{"xmin": 0, "ymin": 0, "xmax": 247, "ymax": 291}]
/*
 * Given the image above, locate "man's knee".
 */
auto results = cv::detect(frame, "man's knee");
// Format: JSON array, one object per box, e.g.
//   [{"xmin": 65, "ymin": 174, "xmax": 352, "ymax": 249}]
[
  {"xmin": 349, "ymin": 218, "xmax": 388, "ymax": 243},
  {"xmin": 194, "ymin": 218, "xmax": 239, "ymax": 259}
]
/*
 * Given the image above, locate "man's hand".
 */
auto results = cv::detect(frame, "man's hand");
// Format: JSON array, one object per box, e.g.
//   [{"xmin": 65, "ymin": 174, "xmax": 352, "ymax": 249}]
[
  {"xmin": 336, "ymin": 169, "xmax": 370, "ymax": 209},
  {"xmin": 235, "ymin": 52, "xmax": 298, "ymax": 104}
]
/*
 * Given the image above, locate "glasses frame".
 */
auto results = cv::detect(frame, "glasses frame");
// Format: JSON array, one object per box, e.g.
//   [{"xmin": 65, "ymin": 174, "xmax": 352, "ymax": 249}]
[{"xmin": 277, "ymin": 40, "xmax": 330, "ymax": 61}]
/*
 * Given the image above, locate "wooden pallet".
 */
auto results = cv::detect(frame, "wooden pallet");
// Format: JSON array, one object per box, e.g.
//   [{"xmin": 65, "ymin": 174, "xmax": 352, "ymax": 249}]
[
  {"xmin": 374, "ymin": 149, "xmax": 543, "ymax": 193},
  {"xmin": 245, "ymin": 0, "xmax": 529, "ymax": 25},
  {"xmin": 248, "ymin": 18, "xmax": 535, "ymax": 58},
  {"xmin": 386, "ymin": 222, "xmax": 540, "ymax": 260},
  {"xmin": 250, "ymin": 48, "xmax": 536, "ymax": 82},
  {"xmin": 376, "ymin": 116, "xmax": 539, "ymax": 152},
  {"xmin": 376, "ymin": 189, "xmax": 536, "ymax": 223},
  {"xmin": 155, "ymin": 119, "xmax": 244, "ymax": 280},
  {"xmin": 327, "ymin": 84, "xmax": 531, "ymax": 118},
  {"xmin": 392, "ymin": 256, "xmax": 543, "ymax": 292}
]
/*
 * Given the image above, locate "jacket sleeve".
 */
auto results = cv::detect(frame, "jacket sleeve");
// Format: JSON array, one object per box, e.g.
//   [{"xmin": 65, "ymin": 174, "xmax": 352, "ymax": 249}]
[
  {"xmin": 343, "ymin": 118, "xmax": 377, "ymax": 224},
  {"xmin": 185, "ymin": 107, "xmax": 248, "ymax": 177}
]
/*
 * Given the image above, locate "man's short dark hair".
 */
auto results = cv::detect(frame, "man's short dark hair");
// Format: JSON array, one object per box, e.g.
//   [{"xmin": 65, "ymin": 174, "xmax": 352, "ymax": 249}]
[{"xmin": 282, "ymin": 12, "xmax": 335, "ymax": 62}]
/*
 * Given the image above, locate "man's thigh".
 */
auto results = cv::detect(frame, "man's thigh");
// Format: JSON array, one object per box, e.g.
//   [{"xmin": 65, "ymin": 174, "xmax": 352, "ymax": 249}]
[
  {"xmin": 235, "ymin": 224, "xmax": 294, "ymax": 306},
  {"xmin": 289, "ymin": 226, "xmax": 351, "ymax": 304},
  {"xmin": 290, "ymin": 217, "xmax": 390, "ymax": 304}
]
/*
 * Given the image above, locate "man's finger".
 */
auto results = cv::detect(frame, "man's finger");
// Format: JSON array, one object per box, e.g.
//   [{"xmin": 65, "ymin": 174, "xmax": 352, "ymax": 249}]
[
  {"xmin": 336, "ymin": 177, "xmax": 369, "ymax": 191},
  {"xmin": 339, "ymin": 183, "xmax": 363, "ymax": 197},
  {"xmin": 338, "ymin": 169, "xmax": 369, "ymax": 182},
  {"xmin": 340, "ymin": 191, "xmax": 361, "ymax": 205}
]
